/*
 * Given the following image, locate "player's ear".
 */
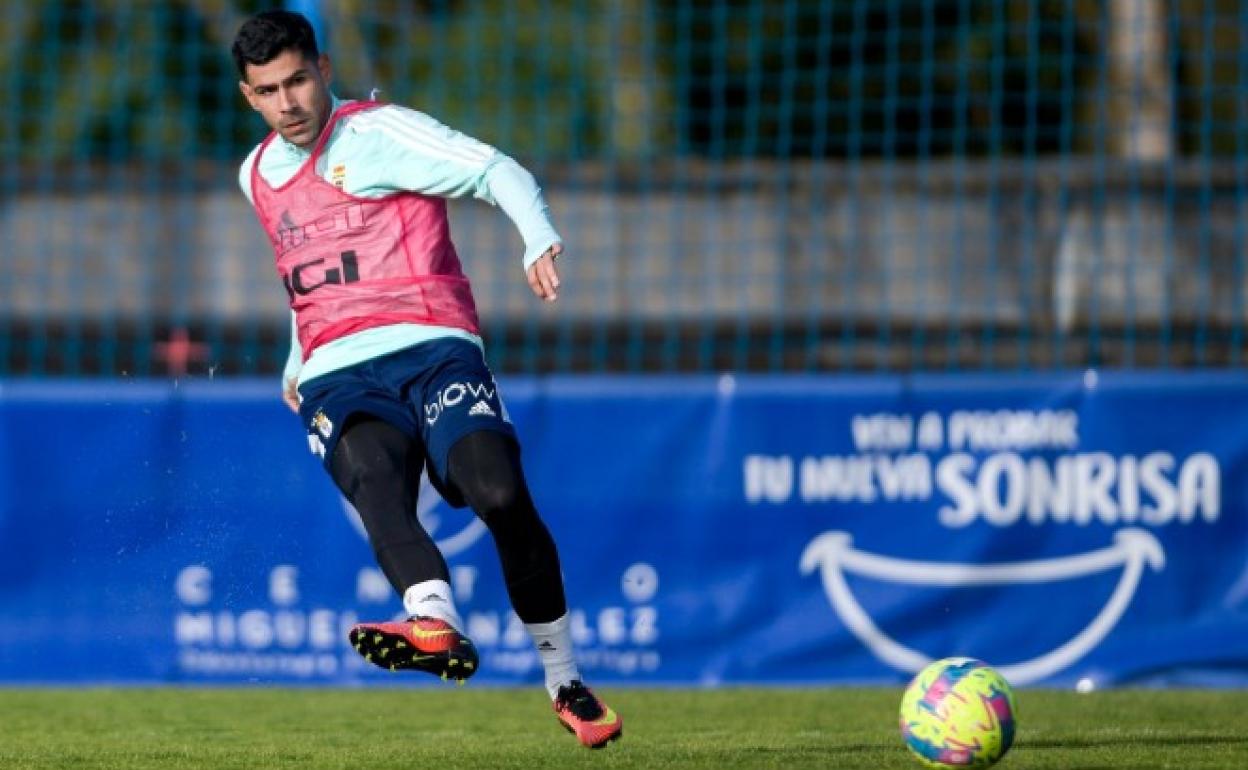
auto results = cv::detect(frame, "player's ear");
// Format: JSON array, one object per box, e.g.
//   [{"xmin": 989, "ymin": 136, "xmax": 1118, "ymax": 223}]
[
  {"xmin": 239, "ymin": 80, "xmax": 259, "ymax": 111},
  {"xmin": 317, "ymin": 53, "xmax": 332, "ymax": 87}
]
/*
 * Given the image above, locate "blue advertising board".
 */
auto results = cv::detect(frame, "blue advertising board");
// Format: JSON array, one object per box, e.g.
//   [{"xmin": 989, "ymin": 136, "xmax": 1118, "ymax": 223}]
[{"xmin": 0, "ymin": 371, "xmax": 1245, "ymax": 687}]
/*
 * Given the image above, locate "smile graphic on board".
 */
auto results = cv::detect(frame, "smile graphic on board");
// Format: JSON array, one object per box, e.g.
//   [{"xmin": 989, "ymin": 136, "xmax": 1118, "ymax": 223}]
[{"xmin": 799, "ymin": 528, "xmax": 1165, "ymax": 684}]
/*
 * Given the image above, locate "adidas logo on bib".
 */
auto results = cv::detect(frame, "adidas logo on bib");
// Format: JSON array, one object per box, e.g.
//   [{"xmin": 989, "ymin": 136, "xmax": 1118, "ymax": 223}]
[{"xmin": 469, "ymin": 400, "xmax": 496, "ymax": 417}]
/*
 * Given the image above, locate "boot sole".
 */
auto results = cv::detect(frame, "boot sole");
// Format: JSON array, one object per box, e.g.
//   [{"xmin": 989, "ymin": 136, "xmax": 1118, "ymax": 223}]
[{"xmin": 348, "ymin": 626, "xmax": 478, "ymax": 682}]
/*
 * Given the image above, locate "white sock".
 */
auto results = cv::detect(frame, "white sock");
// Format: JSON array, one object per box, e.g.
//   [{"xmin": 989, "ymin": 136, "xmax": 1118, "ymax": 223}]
[
  {"xmin": 402, "ymin": 579, "xmax": 464, "ymax": 633},
  {"xmin": 526, "ymin": 613, "xmax": 581, "ymax": 700}
]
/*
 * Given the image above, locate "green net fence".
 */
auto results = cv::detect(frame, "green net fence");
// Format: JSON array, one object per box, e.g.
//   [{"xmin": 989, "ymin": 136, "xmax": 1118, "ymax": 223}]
[{"xmin": 1, "ymin": 0, "xmax": 1245, "ymax": 376}]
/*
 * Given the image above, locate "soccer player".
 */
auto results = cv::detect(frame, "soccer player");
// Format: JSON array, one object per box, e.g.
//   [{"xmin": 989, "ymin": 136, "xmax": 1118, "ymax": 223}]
[{"xmin": 230, "ymin": 10, "xmax": 621, "ymax": 749}]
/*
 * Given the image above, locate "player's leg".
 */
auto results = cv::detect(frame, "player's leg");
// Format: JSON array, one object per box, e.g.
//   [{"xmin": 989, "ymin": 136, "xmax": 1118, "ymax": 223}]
[
  {"xmin": 405, "ymin": 337, "xmax": 620, "ymax": 741},
  {"xmin": 328, "ymin": 416, "xmax": 477, "ymax": 680},
  {"xmin": 445, "ymin": 430, "xmax": 565, "ymax": 622},
  {"xmin": 444, "ymin": 430, "xmax": 622, "ymax": 748},
  {"xmin": 331, "ymin": 416, "xmax": 448, "ymax": 596}
]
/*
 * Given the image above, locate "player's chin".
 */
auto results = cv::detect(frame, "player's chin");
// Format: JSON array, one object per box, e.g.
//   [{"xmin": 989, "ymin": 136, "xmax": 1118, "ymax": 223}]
[{"xmin": 281, "ymin": 123, "xmax": 315, "ymax": 147}]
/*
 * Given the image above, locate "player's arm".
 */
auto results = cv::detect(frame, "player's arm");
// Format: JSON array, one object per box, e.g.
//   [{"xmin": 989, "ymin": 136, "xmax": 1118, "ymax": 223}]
[
  {"xmin": 484, "ymin": 160, "xmax": 562, "ymax": 302},
  {"xmin": 281, "ymin": 312, "xmax": 302, "ymax": 413},
  {"xmin": 239, "ymin": 146, "xmax": 303, "ymax": 407},
  {"xmin": 364, "ymin": 106, "xmax": 563, "ymax": 300}
]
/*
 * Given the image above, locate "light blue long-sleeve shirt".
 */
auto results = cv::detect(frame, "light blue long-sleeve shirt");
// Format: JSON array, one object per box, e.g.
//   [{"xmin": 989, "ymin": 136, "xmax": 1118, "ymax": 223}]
[{"xmin": 238, "ymin": 96, "xmax": 562, "ymax": 389}]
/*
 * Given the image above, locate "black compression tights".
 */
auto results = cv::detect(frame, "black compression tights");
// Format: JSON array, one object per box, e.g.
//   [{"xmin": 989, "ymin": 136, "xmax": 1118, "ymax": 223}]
[{"xmin": 329, "ymin": 417, "xmax": 568, "ymax": 624}]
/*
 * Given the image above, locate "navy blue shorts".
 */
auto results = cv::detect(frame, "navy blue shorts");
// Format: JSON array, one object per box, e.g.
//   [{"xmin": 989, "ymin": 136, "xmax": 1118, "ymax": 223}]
[{"xmin": 297, "ymin": 338, "xmax": 517, "ymax": 506}]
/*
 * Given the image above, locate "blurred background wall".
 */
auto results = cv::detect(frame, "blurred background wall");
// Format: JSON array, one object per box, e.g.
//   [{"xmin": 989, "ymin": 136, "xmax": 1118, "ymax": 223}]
[{"xmin": 2, "ymin": 0, "xmax": 1244, "ymax": 377}]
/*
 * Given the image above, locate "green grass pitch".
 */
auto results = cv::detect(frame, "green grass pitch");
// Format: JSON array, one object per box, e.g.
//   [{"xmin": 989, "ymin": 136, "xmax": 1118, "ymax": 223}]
[{"xmin": 0, "ymin": 687, "xmax": 1244, "ymax": 769}]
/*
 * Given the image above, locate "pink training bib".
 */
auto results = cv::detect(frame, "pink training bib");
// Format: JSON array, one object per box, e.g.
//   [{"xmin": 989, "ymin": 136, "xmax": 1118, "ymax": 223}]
[{"xmin": 250, "ymin": 101, "xmax": 481, "ymax": 359}]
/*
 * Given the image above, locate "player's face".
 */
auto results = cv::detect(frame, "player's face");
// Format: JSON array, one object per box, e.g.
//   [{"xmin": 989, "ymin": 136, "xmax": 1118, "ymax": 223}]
[{"xmin": 240, "ymin": 49, "xmax": 333, "ymax": 149}]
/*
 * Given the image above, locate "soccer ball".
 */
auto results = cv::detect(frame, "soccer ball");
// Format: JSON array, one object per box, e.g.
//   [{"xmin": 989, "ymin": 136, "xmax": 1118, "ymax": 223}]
[{"xmin": 898, "ymin": 657, "xmax": 1017, "ymax": 768}]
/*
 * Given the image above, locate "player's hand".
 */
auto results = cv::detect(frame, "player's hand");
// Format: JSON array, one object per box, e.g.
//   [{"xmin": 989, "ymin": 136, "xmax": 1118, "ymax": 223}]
[
  {"xmin": 526, "ymin": 243, "xmax": 562, "ymax": 302},
  {"xmin": 282, "ymin": 377, "xmax": 301, "ymax": 414}
]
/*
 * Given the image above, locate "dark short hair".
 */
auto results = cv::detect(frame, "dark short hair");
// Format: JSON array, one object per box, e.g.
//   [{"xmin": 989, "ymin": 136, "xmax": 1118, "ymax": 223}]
[{"xmin": 231, "ymin": 10, "xmax": 319, "ymax": 79}]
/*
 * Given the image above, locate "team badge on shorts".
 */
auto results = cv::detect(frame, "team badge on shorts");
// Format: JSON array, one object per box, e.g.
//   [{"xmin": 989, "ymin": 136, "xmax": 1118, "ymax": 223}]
[{"xmin": 311, "ymin": 409, "xmax": 334, "ymax": 439}]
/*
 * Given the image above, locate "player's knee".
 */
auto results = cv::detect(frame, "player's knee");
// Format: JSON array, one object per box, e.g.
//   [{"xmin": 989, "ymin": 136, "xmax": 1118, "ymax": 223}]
[
  {"xmin": 462, "ymin": 470, "xmax": 527, "ymax": 526},
  {"xmin": 447, "ymin": 431, "xmax": 533, "ymax": 525},
  {"xmin": 331, "ymin": 418, "xmax": 415, "ymax": 499},
  {"xmin": 351, "ymin": 463, "xmax": 410, "ymax": 504}
]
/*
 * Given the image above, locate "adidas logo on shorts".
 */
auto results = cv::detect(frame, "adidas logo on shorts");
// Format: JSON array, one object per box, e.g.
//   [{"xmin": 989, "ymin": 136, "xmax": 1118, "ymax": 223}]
[{"xmin": 468, "ymin": 400, "xmax": 496, "ymax": 417}]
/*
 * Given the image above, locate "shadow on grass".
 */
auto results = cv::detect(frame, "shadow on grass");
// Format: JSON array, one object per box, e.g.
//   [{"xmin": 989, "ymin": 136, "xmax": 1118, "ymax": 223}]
[
  {"xmin": 1022, "ymin": 734, "xmax": 1248, "ymax": 750},
  {"xmin": 724, "ymin": 743, "xmax": 909, "ymax": 767},
  {"xmin": 734, "ymin": 744, "xmax": 893, "ymax": 755}
]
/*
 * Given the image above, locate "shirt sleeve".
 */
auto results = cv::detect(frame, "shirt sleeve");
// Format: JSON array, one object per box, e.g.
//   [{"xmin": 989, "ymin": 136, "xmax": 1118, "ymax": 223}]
[
  {"xmin": 354, "ymin": 105, "xmax": 562, "ymax": 270},
  {"xmin": 483, "ymin": 158, "xmax": 562, "ymax": 271},
  {"xmin": 282, "ymin": 311, "xmax": 303, "ymax": 387},
  {"xmin": 237, "ymin": 144, "xmax": 261, "ymax": 206}
]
